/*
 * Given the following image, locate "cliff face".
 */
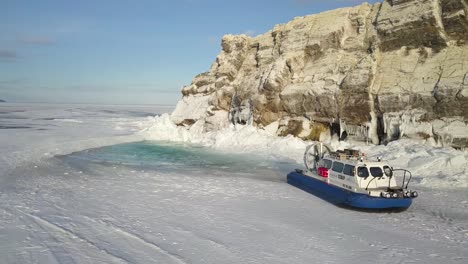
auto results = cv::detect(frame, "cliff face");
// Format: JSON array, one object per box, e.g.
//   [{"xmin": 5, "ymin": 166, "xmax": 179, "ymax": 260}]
[{"xmin": 171, "ymin": 0, "xmax": 468, "ymax": 148}]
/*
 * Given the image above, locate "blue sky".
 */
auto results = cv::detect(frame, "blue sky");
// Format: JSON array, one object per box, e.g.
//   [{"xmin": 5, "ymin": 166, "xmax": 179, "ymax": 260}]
[{"xmin": 1, "ymin": 0, "xmax": 379, "ymax": 105}]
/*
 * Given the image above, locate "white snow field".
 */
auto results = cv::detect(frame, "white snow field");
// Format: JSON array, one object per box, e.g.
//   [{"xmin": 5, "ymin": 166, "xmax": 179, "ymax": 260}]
[{"xmin": 1, "ymin": 103, "xmax": 467, "ymax": 264}]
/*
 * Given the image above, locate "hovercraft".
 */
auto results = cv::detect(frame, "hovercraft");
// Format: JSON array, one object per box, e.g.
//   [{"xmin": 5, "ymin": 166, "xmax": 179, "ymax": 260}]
[{"xmin": 287, "ymin": 143, "xmax": 417, "ymax": 210}]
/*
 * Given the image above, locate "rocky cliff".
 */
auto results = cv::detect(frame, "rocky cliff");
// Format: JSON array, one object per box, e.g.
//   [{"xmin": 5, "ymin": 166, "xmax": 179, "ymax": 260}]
[{"xmin": 171, "ymin": 0, "xmax": 468, "ymax": 148}]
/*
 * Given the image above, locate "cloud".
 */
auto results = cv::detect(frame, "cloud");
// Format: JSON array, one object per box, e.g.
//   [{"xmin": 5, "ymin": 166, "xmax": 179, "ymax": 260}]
[
  {"xmin": 21, "ymin": 36, "xmax": 56, "ymax": 45},
  {"xmin": 0, "ymin": 49, "xmax": 18, "ymax": 61}
]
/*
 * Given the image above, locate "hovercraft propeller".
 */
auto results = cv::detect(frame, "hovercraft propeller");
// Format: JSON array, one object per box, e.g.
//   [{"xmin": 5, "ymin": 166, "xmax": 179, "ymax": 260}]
[{"xmin": 303, "ymin": 143, "xmax": 332, "ymax": 171}]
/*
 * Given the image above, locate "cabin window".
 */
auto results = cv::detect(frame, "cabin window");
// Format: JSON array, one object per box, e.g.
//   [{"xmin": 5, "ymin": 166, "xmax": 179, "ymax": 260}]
[
  {"xmin": 343, "ymin": 164, "xmax": 355, "ymax": 176},
  {"xmin": 383, "ymin": 166, "xmax": 393, "ymax": 177},
  {"xmin": 357, "ymin": 167, "xmax": 369, "ymax": 177},
  {"xmin": 332, "ymin": 162, "xmax": 344, "ymax": 173},
  {"xmin": 321, "ymin": 159, "xmax": 333, "ymax": 169},
  {"xmin": 370, "ymin": 167, "xmax": 383, "ymax": 177}
]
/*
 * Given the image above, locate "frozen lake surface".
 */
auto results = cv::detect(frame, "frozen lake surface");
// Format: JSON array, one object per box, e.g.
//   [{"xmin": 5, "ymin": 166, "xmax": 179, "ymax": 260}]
[{"xmin": 1, "ymin": 103, "xmax": 467, "ymax": 263}]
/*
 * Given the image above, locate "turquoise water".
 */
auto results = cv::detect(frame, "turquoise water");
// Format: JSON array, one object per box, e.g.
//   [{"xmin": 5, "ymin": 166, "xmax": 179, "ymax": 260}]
[{"xmin": 64, "ymin": 141, "xmax": 293, "ymax": 177}]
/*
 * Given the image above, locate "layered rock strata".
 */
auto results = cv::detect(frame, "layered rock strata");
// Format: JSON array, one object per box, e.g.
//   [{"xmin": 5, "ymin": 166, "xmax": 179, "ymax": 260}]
[{"xmin": 171, "ymin": 0, "xmax": 468, "ymax": 147}]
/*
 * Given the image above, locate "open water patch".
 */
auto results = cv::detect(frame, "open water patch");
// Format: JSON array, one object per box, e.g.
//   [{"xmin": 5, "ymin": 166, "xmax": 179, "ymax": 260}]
[{"xmin": 62, "ymin": 141, "xmax": 296, "ymax": 181}]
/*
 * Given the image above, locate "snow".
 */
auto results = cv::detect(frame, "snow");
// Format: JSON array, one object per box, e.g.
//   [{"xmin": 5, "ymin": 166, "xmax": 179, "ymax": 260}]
[
  {"xmin": 1, "ymin": 103, "xmax": 468, "ymax": 264},
  {"xmin": 170, "ymin": 95, "xmax": 211, "ymax": 125},
  {"xmin": 144, "ymin": 113, "xmax": 309, "ymax": 162},
  {"xmin": 382, "ymin": 110, "xmax": 468, "ymax": 148}
]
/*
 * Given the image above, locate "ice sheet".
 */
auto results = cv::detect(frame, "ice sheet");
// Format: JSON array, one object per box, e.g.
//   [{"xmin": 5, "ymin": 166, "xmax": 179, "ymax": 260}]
[
  {"xmin": 1, "ymin": 103, "xmax": 467, "ymax": 264},
  {"xmin": 0, "ymin": 103, "xmax": 173, "ymax": 176}
]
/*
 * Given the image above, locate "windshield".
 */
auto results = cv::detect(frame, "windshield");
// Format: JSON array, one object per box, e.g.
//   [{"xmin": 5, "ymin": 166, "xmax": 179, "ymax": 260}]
[
  {"xmin": 321, "ymin": 159, "xmax": 332, "ymax": 169},
  {"xmin": 343, "ymin": 164, "xmax": 355, "ymax": 176},
  {"xmin": 332, "ymin": 162, "xmax": 344, "ymax": 173},
  {"xmin": 383, "ymin": 166, "xmax": 393, "ymax": 177},
  {"xmin": 370, "ymin": 167, "xmax": 383, "ymax": 177},
  {"xmin": 357, "ymin": 167, "xmax": 369, "ymax": 177}
]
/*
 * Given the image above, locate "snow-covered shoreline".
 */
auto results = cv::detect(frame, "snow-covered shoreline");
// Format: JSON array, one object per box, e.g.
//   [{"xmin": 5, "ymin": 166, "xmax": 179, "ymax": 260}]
[
  {"xmin": 143, "ymin": 113, "xmax": 468, "ymax": 189},
  {"xmin": 1, "ymin": 103, "xmax": 467, "ymax": 189}
]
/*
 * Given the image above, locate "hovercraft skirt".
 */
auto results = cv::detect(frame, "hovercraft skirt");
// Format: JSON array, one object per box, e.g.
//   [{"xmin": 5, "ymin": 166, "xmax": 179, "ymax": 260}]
[{"xmin": 287, "ymin": 171, "xmax": 412, "ymax": 210}]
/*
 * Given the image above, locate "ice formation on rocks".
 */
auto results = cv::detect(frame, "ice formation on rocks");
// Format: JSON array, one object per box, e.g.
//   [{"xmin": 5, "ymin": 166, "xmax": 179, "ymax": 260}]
[{"xmin": 172, "ymin": 0, "xmax": 468, "ymax": 149}]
